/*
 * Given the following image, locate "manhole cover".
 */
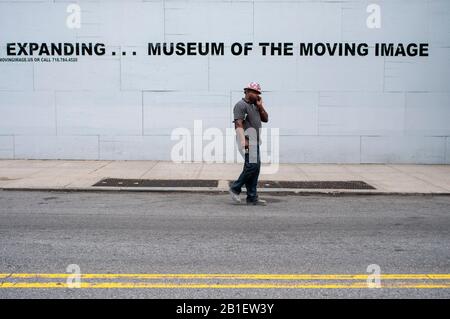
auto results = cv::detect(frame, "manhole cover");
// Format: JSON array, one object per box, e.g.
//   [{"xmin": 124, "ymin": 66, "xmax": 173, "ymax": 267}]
[
  {"xmin": 230, "ymin": 180, "xmax": 375, "ymax": 190},
  {"xmin": 93, "ymin": 178, "xmax": 218, "ymax": 188}
]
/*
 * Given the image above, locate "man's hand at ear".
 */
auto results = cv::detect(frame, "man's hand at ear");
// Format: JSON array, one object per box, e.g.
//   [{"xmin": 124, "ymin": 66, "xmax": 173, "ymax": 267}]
[{"xmin": 256, "ymin": 97, "xmax": 269, "ymax": 122}]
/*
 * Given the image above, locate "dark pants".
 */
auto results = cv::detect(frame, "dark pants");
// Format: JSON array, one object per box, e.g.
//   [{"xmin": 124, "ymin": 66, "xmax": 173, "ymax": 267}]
[{"xmin": 230, "ymin": 145, "xmax": 261, "ymax": 202}]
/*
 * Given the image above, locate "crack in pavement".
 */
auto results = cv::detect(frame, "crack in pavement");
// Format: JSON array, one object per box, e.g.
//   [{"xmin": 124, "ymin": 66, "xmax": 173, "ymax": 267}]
[{"xmin": 0, "ymin": 273, "xmax": 14, "ymax": 285}]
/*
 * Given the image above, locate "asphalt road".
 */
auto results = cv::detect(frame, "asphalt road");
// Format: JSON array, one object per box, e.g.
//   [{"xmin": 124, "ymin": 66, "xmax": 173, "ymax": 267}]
[{"xmin": 0, "ymin": 190, "xmax": 449, "ymax": 298}]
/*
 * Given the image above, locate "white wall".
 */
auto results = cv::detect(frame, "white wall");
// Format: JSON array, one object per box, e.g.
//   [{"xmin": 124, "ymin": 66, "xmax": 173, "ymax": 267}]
[{"xmin": 0, "ymin": 0, "xmax": 449, "ymax": 163}]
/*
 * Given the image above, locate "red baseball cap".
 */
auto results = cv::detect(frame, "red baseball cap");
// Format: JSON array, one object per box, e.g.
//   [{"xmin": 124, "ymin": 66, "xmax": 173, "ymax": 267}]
[{"xmin": 244, "ymin": 82, "xmax": 262, "ymax": 94}]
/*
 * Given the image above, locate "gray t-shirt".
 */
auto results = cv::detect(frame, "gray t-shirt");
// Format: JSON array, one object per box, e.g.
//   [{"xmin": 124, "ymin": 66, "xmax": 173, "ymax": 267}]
[{"xmin": 233, "ymin": 98, "xmax": 262, "ymax": 143}]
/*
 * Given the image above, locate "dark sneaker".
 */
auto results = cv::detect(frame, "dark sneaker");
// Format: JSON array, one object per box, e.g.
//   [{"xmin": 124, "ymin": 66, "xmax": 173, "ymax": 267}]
[
  {"xmin": 246, "ymin": 199, "xmax": 267, "ymax": 206},
  {"xmin": 229, "ymin": 188, "xmax": 241, "ymax": 203}
]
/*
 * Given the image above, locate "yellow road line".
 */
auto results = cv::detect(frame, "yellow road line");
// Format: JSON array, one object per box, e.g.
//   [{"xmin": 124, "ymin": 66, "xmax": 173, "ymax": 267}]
[
  {"xmin": 1, "ymin": 273, "xmax": 450, "ymax": 280},
  {"xmin": 0, "ymin": 282, "xmax": 450, "ymax": 289},
  {"xmin": 1, "ymin": 273, "xmax": 449, "ymax": 289}
]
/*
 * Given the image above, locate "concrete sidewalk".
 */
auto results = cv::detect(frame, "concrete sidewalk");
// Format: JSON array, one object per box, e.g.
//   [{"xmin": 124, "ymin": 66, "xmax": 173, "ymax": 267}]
[{"xmin": 0, "ymin": 160, "xmax": 449, "ymax": 195}]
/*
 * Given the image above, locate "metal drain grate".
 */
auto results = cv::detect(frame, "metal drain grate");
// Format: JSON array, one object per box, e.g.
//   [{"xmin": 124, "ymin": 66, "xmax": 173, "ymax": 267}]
[
  {"xmin": 231, "ymin": 180, "xmax": 375, "ymax": 190},
  {"xmin": 93, "ymin": 178, "xmax": 218, "ymax": 188},
  {"xmin": 94, "ymin": 179, "xmax": 375, "ymax": 190}
]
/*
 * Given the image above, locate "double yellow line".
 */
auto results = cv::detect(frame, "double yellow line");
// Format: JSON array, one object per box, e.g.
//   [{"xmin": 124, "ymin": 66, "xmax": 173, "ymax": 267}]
[{"xmin": 1, "ymin": 273, "xmax": 450, "ymax": 289}]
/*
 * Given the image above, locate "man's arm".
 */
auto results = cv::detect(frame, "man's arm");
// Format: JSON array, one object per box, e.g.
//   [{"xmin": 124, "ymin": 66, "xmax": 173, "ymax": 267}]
[
  {"xmin": 234, "ymin": 119, "xmax": 248, "ymax": 149},
  {"xmin": 256, "ymin": 98, "xmax": 269, "ymax": 122},
  {"xmin": 233, "ymin": 103, "xmax": 248, "ymax": 149}
]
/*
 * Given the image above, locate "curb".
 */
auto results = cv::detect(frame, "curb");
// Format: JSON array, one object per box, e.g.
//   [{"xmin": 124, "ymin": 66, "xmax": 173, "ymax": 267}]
[{"xmin": 1, "ymin": 187, "xmax": 450, "ymax": 196}]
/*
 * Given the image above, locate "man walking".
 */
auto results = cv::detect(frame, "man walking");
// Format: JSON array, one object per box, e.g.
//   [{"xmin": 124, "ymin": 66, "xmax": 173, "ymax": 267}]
[{"xmin": 229, "ymin": 82, "xmax": 269, "ymax": 205}]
